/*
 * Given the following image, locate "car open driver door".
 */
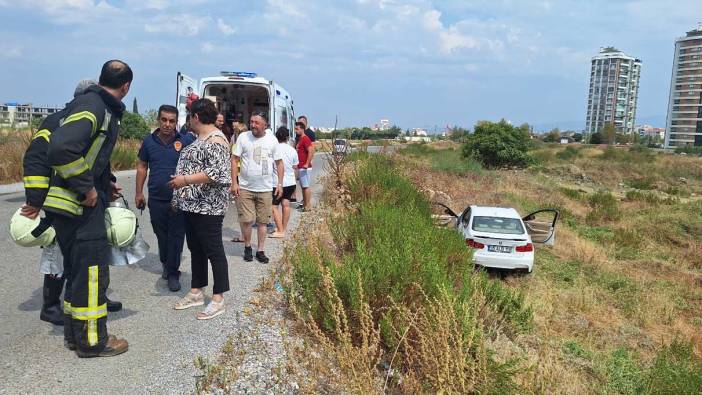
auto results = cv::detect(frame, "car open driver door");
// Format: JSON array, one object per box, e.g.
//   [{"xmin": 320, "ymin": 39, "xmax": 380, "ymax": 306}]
[{"xmin": 522, "ymin": 209, "xmax": 560, "ymax": 246}]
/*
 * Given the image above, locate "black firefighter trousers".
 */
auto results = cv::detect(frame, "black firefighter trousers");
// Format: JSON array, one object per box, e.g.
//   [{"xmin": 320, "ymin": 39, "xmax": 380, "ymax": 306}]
[{"xmin": 53, "ymin": 195, "xmax": 110, "ymax": 352}]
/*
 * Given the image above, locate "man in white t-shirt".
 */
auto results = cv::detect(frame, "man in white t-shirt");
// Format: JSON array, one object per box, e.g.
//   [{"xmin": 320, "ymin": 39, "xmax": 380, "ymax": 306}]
[
  {"xmin": 231, "ymin": 112, "xmax": 283, "ymax": 264},
  {"xmin": 269, "ymin": 126, "xmax": 299, "ymax": 238}
]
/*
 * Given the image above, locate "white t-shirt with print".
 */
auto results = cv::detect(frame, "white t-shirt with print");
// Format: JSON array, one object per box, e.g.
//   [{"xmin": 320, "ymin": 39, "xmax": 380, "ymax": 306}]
[
  {"xmin": 272, "ymin": 142, "xmax": 299, "ymax": 187},
  {"xmin": 233, "ymin": 129, "xmax": 282, "ymax": 192}
]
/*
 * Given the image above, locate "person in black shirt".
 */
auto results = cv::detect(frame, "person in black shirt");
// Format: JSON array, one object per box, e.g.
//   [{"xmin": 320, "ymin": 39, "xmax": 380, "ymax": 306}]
[{"xmin": 297, "ymin": 115, "xmax": 316, "ymax": 142}]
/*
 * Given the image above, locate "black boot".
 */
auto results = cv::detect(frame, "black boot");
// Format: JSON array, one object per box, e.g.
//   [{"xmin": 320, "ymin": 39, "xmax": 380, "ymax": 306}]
[
  {"xmin": 40, "ymin": 274, "xmax": 64, "ymax": 325},
  {"xmin": 106, "ymin": 295, "xmax": 122, "ymax": 312}
]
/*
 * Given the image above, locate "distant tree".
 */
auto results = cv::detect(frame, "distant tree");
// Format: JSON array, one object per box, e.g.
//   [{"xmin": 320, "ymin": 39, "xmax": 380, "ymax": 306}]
[
  {"xmin": 589, "ymin": 132, "xmax": 604, "ymax": 144},
  {"xmin": 518, "ymin": 123, "xmax": 532, "ymax": 133},
  {"xmin": 462, "ymin": 119, "xmax": 533, "ymax": 169},
  {"xmin": 448, "ymin": 127, "xmax": 470, "ymax": 142},
  {"xmin": 120, "ymin": 111, "xmax": 149, "ymax": 140},
  {"xmin": 142, "ymin": 109, "xmax": 158, "ymax": 129},
  {"xmin": 615, "ymin": 132, "xmax": 632, "ymax": 145},
  {"xmin": 602, "ymin": 123, "xmax": 616, "ymax": 145},
  {"xmin": 30, "ymin": 115, "xmax": 44, "ymax": 131},
  {"xmin": 572, "ymin": 133, "xmax": 583, "ymax": 142},
  {"xmin": 132, "ymin": 97, "xmax": 139, "ymax": 114},
  {"xmin": 543, "ymin": 128, "xmax": 561, "ymax": 143}
]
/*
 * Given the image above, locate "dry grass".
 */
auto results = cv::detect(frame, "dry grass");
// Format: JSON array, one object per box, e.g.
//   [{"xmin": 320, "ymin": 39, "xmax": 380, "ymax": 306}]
[
  {"xmin": 0, "ymin": 128, "xmax": 140, "ymax": 184},
  {"xmin": 0, "ymin": 129, "xmax": 32, "ymax": 183},
  {"xmin": 396, "ymin": 142, "xmax": 702, "ymax": 393}
]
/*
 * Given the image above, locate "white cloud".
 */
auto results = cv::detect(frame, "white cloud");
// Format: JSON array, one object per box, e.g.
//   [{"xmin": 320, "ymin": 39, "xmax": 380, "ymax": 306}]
[
  {"xmin": 4, "ymin": 0, "xmax": 117, "ymax": 24},
  {"xmin": 144, "ymin": 14, "xmax": 210, "ymax": 36},
  {"xmin": 0, "ymin": 46, "xmax": 23, "ymax": 59},
  {"xmin": 201, "ymin": 42, "xmax": 216, "ymax": 53},
  {"xmin": 217, "ymin": 18, "xmax": 235, "ymax": 36},
  {"xmin": 128, "ymin": 0, "xmax": 168, "ymax": 10}
]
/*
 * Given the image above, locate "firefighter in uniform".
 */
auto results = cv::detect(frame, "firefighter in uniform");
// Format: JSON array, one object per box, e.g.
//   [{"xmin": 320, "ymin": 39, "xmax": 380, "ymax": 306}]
[
  {"xmin": 21, "ymin": 80, "xmax": 123, "ymax": 326},
  {"xmin": 45, "ymin": 60, "xmax": 132, "ymax": 357}
]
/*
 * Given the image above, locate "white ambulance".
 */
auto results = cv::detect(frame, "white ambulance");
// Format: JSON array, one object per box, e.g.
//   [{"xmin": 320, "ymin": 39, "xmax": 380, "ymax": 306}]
[{"xmin": 176, "ymin": 71, "xmax": 295, "ymax": 139}]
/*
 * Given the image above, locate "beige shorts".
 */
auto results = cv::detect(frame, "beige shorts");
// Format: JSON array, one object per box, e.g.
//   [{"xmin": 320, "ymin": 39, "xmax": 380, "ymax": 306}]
[{"xmin": 237, "ymin": 189, "xmax": 272, "ymax": 224}]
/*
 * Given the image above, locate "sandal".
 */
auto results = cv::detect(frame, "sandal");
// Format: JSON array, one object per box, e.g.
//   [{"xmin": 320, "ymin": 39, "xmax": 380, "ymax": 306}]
[
  {"xmin": 230, "ymin": 236, "xmax": 244, "ymax": 243},
  {"xmin": 269, "ymin": 231, "xmax": 285, "ymax": 238},
  {"xmin": 174, "ymin": 291, "xmax": 204, "ymax": 310},
  {"xmin": 196, "ymin": 300, "xmax": 225, "ymax": 320}
]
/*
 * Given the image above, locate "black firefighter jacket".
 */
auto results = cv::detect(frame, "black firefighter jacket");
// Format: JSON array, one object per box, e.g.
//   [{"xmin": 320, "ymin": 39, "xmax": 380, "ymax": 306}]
[
  {"xmin": 44, "ymin": 85, "xmax": 125, "ymax": 218},
  {"xmin": 22, "ymin": 108, "xmax": 69, "ymax": 208}
]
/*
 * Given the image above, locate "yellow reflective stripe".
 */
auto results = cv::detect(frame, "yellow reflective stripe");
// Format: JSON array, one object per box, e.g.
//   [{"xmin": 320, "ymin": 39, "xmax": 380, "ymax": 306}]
[
  {"xmin": 44, "ymin": 196, "xmax": 83, "ymax": 216},
  {"xmin": 64, "ymin": 300, "xmax": 72, "ymax": 315},
  {"xmin": 33, "ymin": 129, "xmax": 51, "ymax": 142},
  {"xmin": 71, "ymin": 305, "xmax": 107, "ymax": 320},
  {"xmin": 87, "ymin": 265, "xmax": 99, "ymax": 346},
  {"xmin": 85, "ymin": 134, "xmax": 106, "ymax": 168},
  {"xmin": 23, "ymin": 176, "xmax": 50, "ymax": 189},
  {"xmin": 47, "ymin": 186, "xmax": 80, "ymax": 203},
  {"xmin": 46, "ymin": 187, "xmax": 82, "ymax": 215},
  {"xmin": 53, "ymin": 157, "xmax": 89, "ymax": 178},
  {"xmin": 100, "ymin": 111, "xmax": 111, "ymax": 132},
  {"xmin": 62, "ymin": 111, "xmax": 97, "ymax": 135}
]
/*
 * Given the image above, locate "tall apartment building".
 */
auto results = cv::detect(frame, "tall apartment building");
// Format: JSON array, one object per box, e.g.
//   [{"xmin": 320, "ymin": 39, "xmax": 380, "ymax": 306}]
[
  {"xmin": 585, "ymin": 47, "xmax": 641, "ymax": 134},
  {"xmin": 665, "ymin": 24, "xmax": 702, "ymax": 148}
]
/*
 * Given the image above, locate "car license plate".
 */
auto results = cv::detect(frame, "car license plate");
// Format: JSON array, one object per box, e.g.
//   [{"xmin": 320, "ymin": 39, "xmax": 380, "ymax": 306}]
[{"xmin": 488, "ymin": 245, "xmax": 512, "ymax": 253}]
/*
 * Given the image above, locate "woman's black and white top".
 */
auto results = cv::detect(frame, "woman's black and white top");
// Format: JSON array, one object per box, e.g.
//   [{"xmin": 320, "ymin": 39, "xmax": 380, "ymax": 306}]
[{"xmin": 172, "ymin": 130, "xmax": 232, "ymax": 216}]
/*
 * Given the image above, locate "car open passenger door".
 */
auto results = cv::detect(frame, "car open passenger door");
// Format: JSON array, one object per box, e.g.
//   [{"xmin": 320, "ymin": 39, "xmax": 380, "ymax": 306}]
[
  {"xmin": 522, "ymin": 209, "xmax": 559, "ymax": 246},
  {"xmin": 176, "ymin": 72, "xmax": 198, "ymax": 129}
]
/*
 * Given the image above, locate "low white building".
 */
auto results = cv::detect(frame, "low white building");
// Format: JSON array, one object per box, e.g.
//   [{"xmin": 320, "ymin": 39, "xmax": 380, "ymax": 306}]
[{"xmin": 0, "ymin": 103, "xmax": 62, "ymax": 128}]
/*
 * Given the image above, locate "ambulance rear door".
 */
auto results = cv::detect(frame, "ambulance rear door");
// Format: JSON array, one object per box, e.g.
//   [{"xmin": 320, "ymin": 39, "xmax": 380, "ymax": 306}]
[{"xmin": 176, "ymin": 72, "xmax": 198, "ymax": 129}]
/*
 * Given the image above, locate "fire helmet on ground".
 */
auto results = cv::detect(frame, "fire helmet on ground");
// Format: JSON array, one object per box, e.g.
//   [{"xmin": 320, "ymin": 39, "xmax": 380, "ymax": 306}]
[{"xmin": 9, "ymin": 208, "xmax": 56, "ymax": 247}]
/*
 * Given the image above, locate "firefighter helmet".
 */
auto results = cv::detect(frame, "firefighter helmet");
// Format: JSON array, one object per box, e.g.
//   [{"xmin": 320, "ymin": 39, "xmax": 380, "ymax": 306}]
[
  {"xmin": 105, "ymin": 200, "xmax": 137, "ymax": 248},
  {"xmin": 9, "ymin": 208, "xmax": 56, "ymax": 247}
]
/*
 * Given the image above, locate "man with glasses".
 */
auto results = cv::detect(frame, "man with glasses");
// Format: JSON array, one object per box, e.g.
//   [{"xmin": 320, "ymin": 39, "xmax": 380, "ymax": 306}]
[{"xmin": 135, "ymin": 105, "xmax": 195, "ymax": 291}]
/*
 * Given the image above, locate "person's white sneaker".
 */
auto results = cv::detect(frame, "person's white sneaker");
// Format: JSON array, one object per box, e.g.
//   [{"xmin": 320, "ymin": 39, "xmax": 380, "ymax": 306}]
[
  {"xmin": 174, "ymin": 291, "xmax": 205, "ymax": 310},
  {"xmin": 196, "ymin": 300, "xmax": 225, "ymax": 320}
]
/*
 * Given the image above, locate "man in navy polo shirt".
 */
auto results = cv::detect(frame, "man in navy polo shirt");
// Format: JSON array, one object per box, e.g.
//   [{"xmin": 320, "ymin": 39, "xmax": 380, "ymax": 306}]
[{"xmin": 135, "ymin": 105, "xmax": 195, "ymax": 291}]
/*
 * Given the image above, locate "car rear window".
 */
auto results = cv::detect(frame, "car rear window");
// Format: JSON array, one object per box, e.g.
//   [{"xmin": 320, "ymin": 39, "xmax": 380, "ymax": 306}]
[{"xmin": 471, "ymin": 216, "xmax": 525, "ymax": 235}]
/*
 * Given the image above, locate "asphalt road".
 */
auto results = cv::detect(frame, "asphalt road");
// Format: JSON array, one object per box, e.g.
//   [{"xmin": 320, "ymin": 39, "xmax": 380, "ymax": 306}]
[{"xmin": 0, "ymin": 154, "xmax": 326, "ymax": 395}]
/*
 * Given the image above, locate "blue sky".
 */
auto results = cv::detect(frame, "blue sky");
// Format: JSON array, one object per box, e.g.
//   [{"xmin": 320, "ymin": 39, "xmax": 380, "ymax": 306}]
[{"xmin": 1, "ymin": 0, "xmax": 701, "ymax": 131}]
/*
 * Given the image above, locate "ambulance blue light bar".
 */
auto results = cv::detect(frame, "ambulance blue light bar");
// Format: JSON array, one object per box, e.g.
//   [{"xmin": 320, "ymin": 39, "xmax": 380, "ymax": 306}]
[{"xmin": 220, "ymin": 71, "xmax": 257, "ymax": 78}]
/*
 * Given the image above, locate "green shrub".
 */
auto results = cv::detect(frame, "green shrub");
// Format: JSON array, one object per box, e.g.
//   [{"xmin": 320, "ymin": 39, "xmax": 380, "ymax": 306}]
[
  {"xmin": 662, "ymin": 186, "xmax": 690, "ymax": 197},
  {"xmin": 530, "ymin": 148, "xmax": 556, "ymax": 164},
  {"xmin": 556, "ymin": 146, "xmax": 582, "ymax": 161},
  {"xmin": 399, "ymin": 144, "xmax": 483, "ymax": 175},
  {"xmin": 601, "ymin": 145, "xmax": 656, "ymax": 164},
  {"xmin": 625, "ymin": 190, "xmax": 678, "ymax": 205},
  {"xmin": 577, "ymin": 225, "xmax": 614, "ymax": 243},
  {"xmin": 645, "ymin": 340, "xmax": 702, "ymax": 394},
  {"xmin": 589, "ymin": 131, "xmax": 605, "ymax": 144},
  {"xmin": 562, "ymin": 339, "xmax": 592, "ymax": 360},
  {"xmin": 559, "ymin": 186, "xmax": 585, "ymax": 200},
  {"xmin": 674, "ymin": 146, "xmax": 702, "ymax": 156},
  {"xmin": 625, "ymin": 177, "xmax": 655, "ymax": 190},
  {"xmin": 605, "ymin": 347, "xmax": 644, "ymax": 394},
  {"xmin": 586, "ymin": 191, "xmax": 621, "ymax": 223},
  {"xmin": 431, "ymin": 149, "xmax": 483, "ymax": 175},
  {"xmin": 288, "ymin": 154, "xmax": 533, "ymax": 391},
  {"xmin": 110, "ymin": 139, "xmax": 139, "ymax": 170},
  {"xmin": 462, "ymin": 119, "xmax": 534, "ymax": 169},
  {"xmin": 119, "ymin": 111, "xmax": 150, "ymax": 140},
  {"xmin": 399, "ymin": 143, "xmax": 435, "ymax": 157}
]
